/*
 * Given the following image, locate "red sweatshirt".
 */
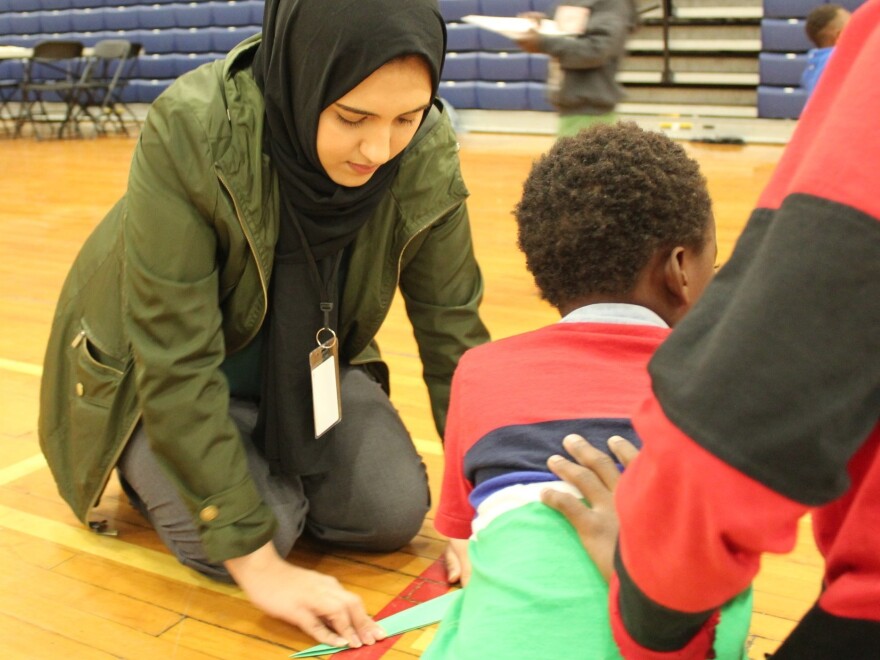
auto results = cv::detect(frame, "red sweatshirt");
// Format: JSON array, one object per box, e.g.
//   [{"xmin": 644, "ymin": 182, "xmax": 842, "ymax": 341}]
[{"xmin": 610, "ymin": 2, "xmax": 880, "ymax": 657}]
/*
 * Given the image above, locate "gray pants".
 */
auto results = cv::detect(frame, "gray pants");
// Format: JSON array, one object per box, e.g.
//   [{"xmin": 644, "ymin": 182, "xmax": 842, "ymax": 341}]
[{"xmin": 118, "ymin": 366, "xmax": 430, "ymax": 582}]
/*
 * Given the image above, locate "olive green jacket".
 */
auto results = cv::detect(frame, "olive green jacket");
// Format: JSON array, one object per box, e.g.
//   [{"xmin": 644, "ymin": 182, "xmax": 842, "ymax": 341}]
[{"xmin": 38, "ymin": 36, "xmax": 489, "ymax": 563}]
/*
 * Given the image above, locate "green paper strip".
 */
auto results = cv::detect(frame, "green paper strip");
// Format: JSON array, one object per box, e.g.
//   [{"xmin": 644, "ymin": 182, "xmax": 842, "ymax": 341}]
[{"xmin": 291, "ymin": 590, "xmax": 461, "ymax": 658}]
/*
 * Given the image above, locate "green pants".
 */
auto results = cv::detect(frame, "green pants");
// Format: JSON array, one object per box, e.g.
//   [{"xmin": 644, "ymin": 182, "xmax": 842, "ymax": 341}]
[
  {"xmin": 424, "ymin": 501, "xmax": 753, "ymax": 659},
  {"xmin": 558, "ymin": 112, "xmax": 617, "ymax": 137}
]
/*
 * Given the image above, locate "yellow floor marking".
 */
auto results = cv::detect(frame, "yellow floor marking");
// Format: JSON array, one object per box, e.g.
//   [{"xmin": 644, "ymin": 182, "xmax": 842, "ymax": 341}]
[
  {"xmin": 412, "ymin": 438, "xmax": 442, "ymax": 457},
  {"xmin": 0, "ymin": 504, "xmax": 243, "ymax": 598},
  {"xmin": 0, "ymin": 358, "xmax": 42, "ymax": 377},
  {"xmin": 0, "ymin": 453, "xmax": 48, "ymax": 486}
]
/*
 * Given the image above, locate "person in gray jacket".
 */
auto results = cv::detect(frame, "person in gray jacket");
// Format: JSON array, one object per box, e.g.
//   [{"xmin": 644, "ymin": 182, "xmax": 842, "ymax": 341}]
[
  {"xmin": 39, "ymin": 0, "xmax": 489, "ymax": 649},
  {"xmin": 516, "ymin": 0, "xmax": 638, "ymax": 136}
]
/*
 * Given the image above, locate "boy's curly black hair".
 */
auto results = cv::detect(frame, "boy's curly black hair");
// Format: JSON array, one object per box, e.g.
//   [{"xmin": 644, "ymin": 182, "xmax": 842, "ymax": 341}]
[{"xmin": 514, "ymin": 122, "xmax": 713, "ymax": 310}]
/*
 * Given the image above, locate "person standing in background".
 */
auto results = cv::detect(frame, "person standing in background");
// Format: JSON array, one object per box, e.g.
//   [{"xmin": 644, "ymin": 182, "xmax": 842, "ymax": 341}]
[
  {"xmin": 801, "ymin": 3, "xmax": 851, "ymax": 96},
  {"xmin": 515, "ymin": 1, "xmax": 638, "ymax": 137}
]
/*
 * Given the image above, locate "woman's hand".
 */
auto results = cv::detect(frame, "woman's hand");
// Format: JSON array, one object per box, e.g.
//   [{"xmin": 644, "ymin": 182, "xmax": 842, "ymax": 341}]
[
  {"xmin": 225, "ymin": 542, "xmax": 386, "ymax": 648},
  {"xmin": 540, "ymin": 434, "xmax": 639, "ymax": 581},
  {"xmin": 443, "ymin": 537, "xmax": 472, "ymax": 586}
]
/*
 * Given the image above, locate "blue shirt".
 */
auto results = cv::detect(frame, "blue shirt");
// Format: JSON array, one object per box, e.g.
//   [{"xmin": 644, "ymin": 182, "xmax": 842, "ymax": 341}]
[{"xmin": 802, "ymin": 46, "xmax": 835, "ymax": 97}]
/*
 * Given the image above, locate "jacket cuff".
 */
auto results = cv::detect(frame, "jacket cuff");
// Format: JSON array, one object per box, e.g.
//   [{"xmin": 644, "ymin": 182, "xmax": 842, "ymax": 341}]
[
  {"xmin": 195, "ymin": 474, "xmax": 277, "ymax": 564},
  {"xmin": 610, "ymin": 574, "xmax": 720, "ymax": 659}
]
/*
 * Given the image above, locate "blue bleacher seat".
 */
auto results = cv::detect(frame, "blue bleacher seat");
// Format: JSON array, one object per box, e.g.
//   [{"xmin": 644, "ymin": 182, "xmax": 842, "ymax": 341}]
[
  {"xmin": 250, "ymin": 0, "xmax": 264, "ymax": 24},
  {"xmin": 128, "ymin": 78, "xmax": 169, "ymax": 103},
  {"xmin": 478, "ymin": 52, "xmax": 531, "ymax": 81},
  {"xmin": 211, "ymin": 26, "xmax": 259, "ymax": 53},
  {"xmin": 173, "ymin": 53, "xmax": 220, "ymax": 77},
  {"xmin": 442, "ymin": 52, "xmax": 479, "ymax": 81},
  {"xmin": 762, "ymin": 0, "xmax": 824, "ymax": 19},
  {"xmin": 173, "ymin": 27, "xmax": 215, "ymax": 53},
  {"xmin": 69, "ymin": 0, "xmax": 100, "ymax": 8},
  {"xmin": 757, "ymin": 84, "xmax": 807, "ymax": 118},
  {"xmin": 3, "ymin": 35, "xmax": 37, "ymax": 47},
  {"xmin": 136, "ymin": 53, "xmax": 178, "ymax": 80},
  {"xmin": 529, "ymin": 53, "xmax": 549, "ymax": 81},
  {"xmin": 8, "ymin": 0, "xmax": 34, "ymax": 12},
  {"xmin": 71, "ymin": 31, "xmax": 102, "ymax": 47},
  {"xmin": 132, "ymin": 28, "xmax": 177, "ymax": 54},
  {"xmin": 475, "ymin": 81, "xmax": 529, "ymax": 110},
  {"xmin": 212, "ymin": 1, "xmax": 260, "ymax": 27},
  {"xmin": 439, "ymin": 80, "xmax": 478, "ymax": 108},
  {"xmin": 446, "ymin": 23, "xmax": 480, "ymax": 51},
  {"xmin": 175, "ymin": 2, "xmax": 215, "ymax": 29},
  {"xmin": 759, "ymin": 52, "xmax": 809, "ymax": 86},
  {"xmin": 41, "ymin": 0, "xmax": 73, "ymax": 10},
  {"xmin": 104, "ymin": 7, "xmax": 140, "ymax": 31},
  {"xmin": 0, "ymin": 59, "xmax": 25, "ymax": 82},
  {"xmin": 527, "ymin": 81, "xmax": 553, "ymax": 111},
  {"xmin": 438, "ymin": 0, "xmax": 480, "ymax": 23},
  {"xmin": 761, "ymin": 18, "xmax": 812, "ymax": 52},
  {"xmin": 137, "ymin": 5, "xmax": 178, "ymax": 30},
  {"xmin": 478, "ymin": 28, "xmax": 519, "ymax": 52},
  {"xmin": 479, "ymin": 0, "xmax": 531, "ymax": 17},
  {"xmin": 838, "ymin": 0, "xmax": 867, "ymax": 11},
  {"xmin": 70, "ymin": 8, "xmax": 105, "ymax": 32},
  {"xmin": 8, "ymin": 12, "xmax": 42, "ymax": 35},
  {"xmin": 531, "ymin": 0, "xmax": 557, "ymax": 15},
  {"xmin": 39, "ymin": 10, "xmax": 73, "ymax": 34},
  {"xmin": 0, "ymin": 15, "xmax": 11, "ymax": 36}
]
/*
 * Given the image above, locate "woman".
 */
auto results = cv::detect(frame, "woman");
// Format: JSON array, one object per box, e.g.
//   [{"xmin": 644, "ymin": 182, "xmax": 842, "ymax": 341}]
[{"xmin": 38, "ymin": 0, "xmax": 489, "ymax": 648}]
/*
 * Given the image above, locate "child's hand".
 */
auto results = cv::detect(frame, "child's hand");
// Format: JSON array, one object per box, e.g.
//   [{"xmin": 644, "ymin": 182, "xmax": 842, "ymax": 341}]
[
  {"xmin": 541, "ymin": 434, "xmax": 639, "ymax": 581},
  {"xmin": 443, "ymin": 538, "xmax": 472, "ymax": 586}
]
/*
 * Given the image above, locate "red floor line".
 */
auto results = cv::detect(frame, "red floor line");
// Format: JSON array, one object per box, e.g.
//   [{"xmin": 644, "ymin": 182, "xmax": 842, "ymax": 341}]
[{"xmin": 343, "ymin": 557, "xmax": 452, "ymax": 659}]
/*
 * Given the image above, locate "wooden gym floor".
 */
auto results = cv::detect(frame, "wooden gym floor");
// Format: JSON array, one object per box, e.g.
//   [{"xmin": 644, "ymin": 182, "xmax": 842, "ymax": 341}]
[{"xmin": 0, "ymin": 131, "xmax": 821, "ymax": 659}]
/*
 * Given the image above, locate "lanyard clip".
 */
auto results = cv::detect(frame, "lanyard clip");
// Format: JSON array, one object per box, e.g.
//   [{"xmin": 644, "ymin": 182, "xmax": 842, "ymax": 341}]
[{"xmin": 320, "ymin": 302, "xmax": 333, "ymax": 330}]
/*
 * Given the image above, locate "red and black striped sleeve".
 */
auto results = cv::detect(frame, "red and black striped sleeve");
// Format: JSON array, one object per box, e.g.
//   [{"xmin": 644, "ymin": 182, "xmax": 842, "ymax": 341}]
[{"xmin": 609, "ymin": 2, "xmax": 880, "ymax": 656}]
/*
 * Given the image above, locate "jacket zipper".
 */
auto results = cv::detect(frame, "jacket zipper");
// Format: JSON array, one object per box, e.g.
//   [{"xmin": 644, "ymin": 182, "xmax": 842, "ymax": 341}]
[
  {"xmin": 86, "ymin": 410, "xmax": 141, "ymax": 528},
  {"xmin": 216, "ymin": 168, "xmax": 269, "ymax": 352},
  {"xmin": 352, "ymin": 200, "xmax": 462, "ymax": 364}
]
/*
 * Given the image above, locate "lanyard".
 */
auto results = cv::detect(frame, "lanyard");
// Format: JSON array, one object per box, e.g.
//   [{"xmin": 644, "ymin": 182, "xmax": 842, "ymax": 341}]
[{"xmin": 289, "ymin": 217, "xmax": 344, "ymax": 343}]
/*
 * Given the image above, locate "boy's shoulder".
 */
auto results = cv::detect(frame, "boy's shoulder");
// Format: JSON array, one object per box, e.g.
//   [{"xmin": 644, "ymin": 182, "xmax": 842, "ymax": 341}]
[{"xmin": 460, "ymin": 319, "xmax": 668, "ymax": 367}]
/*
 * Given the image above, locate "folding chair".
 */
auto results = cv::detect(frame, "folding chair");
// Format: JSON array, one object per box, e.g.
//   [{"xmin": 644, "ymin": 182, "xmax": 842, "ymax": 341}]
[
  {"xmin": 15, "ymin": 40, "xmax": 86, "ymax": 139},
  {"xmin": 69, "ymin": 39, "xmax": 138, "ymax": 136},
  {"xmin": 110, "ymin": 42, "xmax": 143, "ymax": 131},
  {"xmin": 0, "ymin": 56, "xmax": 25, "ymax": 137}
]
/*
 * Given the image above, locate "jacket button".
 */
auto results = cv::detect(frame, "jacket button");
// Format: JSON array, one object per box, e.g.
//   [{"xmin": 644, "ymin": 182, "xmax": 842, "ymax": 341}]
[
  {"xmin": 199, "ymin": 505, "xmax": 219, "ymax": 522},
  {"xmin": 75, "ymin": 382, "xmax": 84, "ymax": 396}
]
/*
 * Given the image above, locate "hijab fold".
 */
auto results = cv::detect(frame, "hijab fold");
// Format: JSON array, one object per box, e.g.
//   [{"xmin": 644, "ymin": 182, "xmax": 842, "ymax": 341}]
[{"xmin": 251, "ymin": 0, "xmax": 446, "ymax": 475}]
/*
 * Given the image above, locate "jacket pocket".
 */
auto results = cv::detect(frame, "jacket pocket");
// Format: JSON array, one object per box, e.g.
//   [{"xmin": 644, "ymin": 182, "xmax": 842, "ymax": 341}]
[{"xmin": 69, "ymin": 327, "xmax": 130, "ymax": 407}]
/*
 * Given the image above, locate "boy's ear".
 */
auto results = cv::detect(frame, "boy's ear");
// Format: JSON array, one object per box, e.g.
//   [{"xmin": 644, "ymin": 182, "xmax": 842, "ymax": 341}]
[{"xmin": 664, "ymin": 246, "xmax": 690, "ymax": 307}]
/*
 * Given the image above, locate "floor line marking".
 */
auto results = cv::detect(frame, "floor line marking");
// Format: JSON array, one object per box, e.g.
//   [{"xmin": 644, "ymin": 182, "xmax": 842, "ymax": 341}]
[
  {"xmin": 0, "ymin": 453, "xmax": 48, "ymax": 486},
  {"xmin": 0, "ymin": 358, "xmax": 43, "ymax": 377},
  {"xmin": 0, "ymin": 504, "xmax": 243, "ymax": 598}
]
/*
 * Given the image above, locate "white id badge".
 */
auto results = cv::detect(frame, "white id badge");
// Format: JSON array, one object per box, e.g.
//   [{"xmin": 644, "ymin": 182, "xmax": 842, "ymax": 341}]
[{"xmin": 309, "ymin": 335, "xmax": 342, "ymax": 438}]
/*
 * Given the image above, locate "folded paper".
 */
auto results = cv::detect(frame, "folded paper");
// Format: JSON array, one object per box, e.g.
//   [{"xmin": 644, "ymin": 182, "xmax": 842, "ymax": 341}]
[{"xmin": 291, "ymin": 590, "xmax": 461, "ymax": 658}]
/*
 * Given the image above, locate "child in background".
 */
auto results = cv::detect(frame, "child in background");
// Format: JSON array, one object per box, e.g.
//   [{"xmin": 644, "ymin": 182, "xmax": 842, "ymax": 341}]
[
  {"xmin": 802, "ymin": 4, "xmax": 851, "ymax": 96},
  {"xmin": 425, "ymin": 122, "xmax": 752, "ymax": 659}
]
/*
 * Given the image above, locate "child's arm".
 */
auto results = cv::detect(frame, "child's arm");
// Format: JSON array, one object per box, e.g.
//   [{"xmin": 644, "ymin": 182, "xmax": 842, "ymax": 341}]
[{"xmin": 443, "ymin": 538, "xmax": 472, "ymax": 586}]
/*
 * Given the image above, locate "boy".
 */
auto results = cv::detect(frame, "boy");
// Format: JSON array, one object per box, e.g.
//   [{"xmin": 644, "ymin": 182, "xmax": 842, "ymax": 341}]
[
  {"xmin": 425, "ymin": 123, "xmax": 752, "ymax": 659},
  {"xmin": 801, "ymin": 4, "xmax": 851, "ymax": 96}
]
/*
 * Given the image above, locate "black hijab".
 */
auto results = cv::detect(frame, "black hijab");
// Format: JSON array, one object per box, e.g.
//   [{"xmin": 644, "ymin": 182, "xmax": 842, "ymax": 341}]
[{"xmin": 251, "ymin": 0, "xmax": 446, "ymax": 475}]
